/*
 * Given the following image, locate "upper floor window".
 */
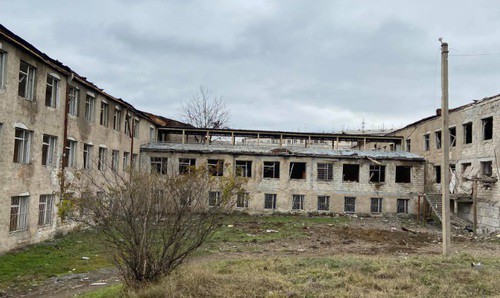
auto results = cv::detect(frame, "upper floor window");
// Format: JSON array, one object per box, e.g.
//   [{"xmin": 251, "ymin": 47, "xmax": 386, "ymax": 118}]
[
  {"xmin": 395, "ymin": 166, "xmax": 411, "ymax": 183},
  {"xmin": 85, "ymin": 95, "xmax": 95, "ymax": 122},
  {"xmin": 64, "ymin": 139, "xmax": 77, "ymax": 168},
  {"xmin": 18, "ymin": 61, "xmax": 36, "ymax": 100},
  {"xmin": 342, "ymin": 164, "xmax": 359, "ymax": 182},
  {"xmin": 463, "ymin": 122, "xmax": 473, "ymax": 144},
  {"xmin": 179, "ymin": 158, "xmax": 196, "ymax": 174},
  {"xmin": 68, "ymin": 87, "xmax": 79, "ymax": 116},
  {"xmin": 124, "ymin": 115, "xmax": 131, "ymax": 136},
  {"xmin": 45, "ymin": 75, "xmax": 59, "ymax": 108},
  {"xmin": 289, "ymin": 162, "xmax": 306, "ymax": 179},
  {"xmin": 263, "ymin": 161, "xmax": 280, "ymax": 178},
  {"xmin": 369, "ymin": 165, "xmax": 385, "ymax": 183},
  {"xmin": 482, "ymin": 117, "xmax": 493, "ymax": 140},
  {"xmin": 149, "ymin": 127, "xmax": 155, "ymax": 143},
  {"xmin": 123, "ymin": 152, "xmax": 130, "ymax": 171},
  {"xmin": 100, "ymin": 101, "xmax": 109, "ymax": 126},
  {"xmin": 14, "ymin": 128, "xmax": 31, "ymax": 163},
  {"xmin": 151, "ymin": 157, "xmax": 168, "ymax": 174},
  {"xmin": 317, "ymin": 163, "xmax": 333, "ymax": 181},
  {"xmin": 435, "ymin": 130, "xmax": 442, "ymax": 149},
  {"xmin": 83, "ymin": 143, "xmax": 93, "ymax": 169},
  {"xmin": 405, "ymin": 138, "xmax": 411, "ymax": 152},
  {"xmin": 41, "ymin": 134, "xmax": 57, "ymax": 166},
  {"xmin": 449, "ymin": 127, "xmax": 456, "ymax": 147},
  {"xmin": 235, "ymin": 160, "xmax": 252, "ymax": 177},
  {"xmin": 98, "ymin": 147, "xmax": 107, "ymax": 171},
  {"xmin": 423, "ymin": 133, "xmax": 430, "ymax": 151},
  {"xmin": 208, "ymin": 159, "xmax": 224, "ymax": 176},
  {"xmin": 0, "ymin": 51, "xmax": 5, "ymax": 89},
  {"xmin": 481, "ymin": 161, "xmax": 493, "ymax": 177},
  {"xmin": 111, "ymin": 150, "xmax": 120, "ymax": 172},
  {"xmin": 113, "ymin": 108, "xmax": 122, "ymax": 131}
]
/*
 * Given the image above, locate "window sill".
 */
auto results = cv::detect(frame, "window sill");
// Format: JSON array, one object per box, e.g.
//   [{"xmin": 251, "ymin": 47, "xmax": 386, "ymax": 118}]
[{"xmin": 9, "ymin": 229, "xmax": 29, "ymax": 235}]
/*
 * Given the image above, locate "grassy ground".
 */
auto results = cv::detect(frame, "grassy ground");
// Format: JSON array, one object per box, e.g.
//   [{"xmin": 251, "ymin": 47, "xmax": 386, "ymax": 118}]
[
  {"xmin": 1, "ymin": 214, "xmax": 499, "ymax": 297},
  {"xmin": 0, "ymin": 229, "xmax": 111, "ymax": 291},
  {"xmin": 119, "ymin": 254, "xmax": 500, "ymax": 297}
]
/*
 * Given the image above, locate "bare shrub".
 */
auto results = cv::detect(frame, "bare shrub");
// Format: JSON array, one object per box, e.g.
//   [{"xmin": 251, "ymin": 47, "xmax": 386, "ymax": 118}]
[{"xmin": 72, "ymin": 166, "xmax": 243, "ymax": 288}]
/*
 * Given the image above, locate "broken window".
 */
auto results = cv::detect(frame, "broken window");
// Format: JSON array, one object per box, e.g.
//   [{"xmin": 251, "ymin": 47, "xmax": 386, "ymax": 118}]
[
  {"xmin": 317, "ymin": 163, "xmax": 333, "ymax": 181},
  {"xmin": 263, "ymin": 161, "xmax": 280, "ymax": 178},
  {"xmin": 264, "ymin": 193, "xmax": 277, "ymax": 209},
  {"xmin": 98, "ymin": 147, "xmax": 107, "ymax": 171},
  {"xmin": 292, "ymin": 195, "xmax": 304, "ymax": 210},
  {"xmin": 208, "ymin": 191, "xmax": 220, "ymax": 207},
  {"xmin": 235, "ymin": 160, "xmax": 252, "ymax": 177},
  {"xmin": 482, "ymin": 117, "xmax": 493, "ymax": 140},
  {"xmin": 0, "ymin": 51, "xmax": 5, "ymax": 89},
  {"xmin": 435, "ymin": 165, "xmax": 441, "ymax": 184},
  {"xmin": 461, "ymin": 162, "xmax": 471, "ymax": 178},
  {"xmin": 85, "ymin": 95, "xmax": 95, "ymax": 122},
  {"xmin": 481, "ymin": 161, "xmax": 493, "ymax": 177},
  {"xmin": 463, "ymin": 122, "xmax": 473, "ymax": 144},
  {"xmin": 14, "ymin": 128, "xmax": 31, "ymax": 163},
  {"xmin": 449, "ymin": 127, "xmax": 456, "ymax": 147},
  {"xmin": 395, "ymin": 166, "xmax": 411, "ymax": 183},
  {"xmin": 150, "ymin": 157, "xmax": 168, "ymax": 175},
  {"xmin": 435, "ymin": 130, "xmax": 441, "ymax": 149},
  {"xmin": 342, "ymin": 164, "xmax": 359, "ymax": 182},
  {"xmin": 100, "ymin": 101, "xmax": 109, "ymax": 126},
  {"xmin": 236, "ymin": 192, "xmax": 249, "ymax": 208},
  {"xmin": 208, "ymin": 159, "xmax": 224, "ymax": 176},
  {"xmin": 41, "ymin": 134, "xmax": 57, "ymax": 166},
  {"xmin": 113, "ymin": 108, "xmax": 122, "ymax": 131},
  {"xmin": 317, "ymin": 196, "xmax": 330, "ymax": 211},
  {"xmin": 45, "ymin": 75, "xmax": 58, "ymax": 108},
  {"xmin": 38, "ymin": 195, "xmax": 54, "ymax": 227},
  {"xmin": 68, "ymin": 87, "xmax": 79, "ymax": 116},
  {"xmin": 423, "ymin": 133, "xmax": 430, "ymax": 151},
  {"xmin": 111, "ymin": 150, "xmax": 119, "ymax": 172},
  {"xmin": 124, "ymin": 114, "xmax": 131, "ymax": 136},
  {"xmin": 83, "ymin": 143, "xmax": 93, "ymax": 169},
  {"xmin": 179, "ymin": 158, "xmax": 196, "ymax": 174},
  {"xmin": 18, "ymin": 61, "xmax": 36, "ymax": 100},
  {"xmin": 370, "ymin": 198, "xmax": 383, "ymax": 213},
  {"xmin": 397, "ymin": 199, "xmax": 409, "ymax": 214},
  {"xmin": 344, "ymin": 197, "xmax": 356, "ymax": 213},
  {"xmin": 369, "ymin": 165, "xmax": 385, "ymax": 183},
  {"xmin": 64, "ymin": 139, "xmax": 77, "ymax": 168},
  {"xmin": 289, "ymin": 162, "xmax": 306, "ymax": 179},
  {"xmin": 10, "ymin": 196, "xmax": 29, "ymax": 231},
  {"xmin": 405, "ymin": 138, "xmax": 411, "ymax": 152}
]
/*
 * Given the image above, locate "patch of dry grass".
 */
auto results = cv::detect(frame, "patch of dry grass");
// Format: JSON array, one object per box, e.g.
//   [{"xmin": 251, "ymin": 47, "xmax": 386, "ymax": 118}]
[{"xmin": 126, "ymin": 254, "xmax": 500, "ymax": 297}]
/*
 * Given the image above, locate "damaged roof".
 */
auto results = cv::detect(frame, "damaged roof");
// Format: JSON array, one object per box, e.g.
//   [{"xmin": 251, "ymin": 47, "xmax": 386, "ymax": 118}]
[
  {"xmin": 141, "ymin": 143, "xmax": 425, "ymax": 161},
  {"xmin": 141, "ymin": 112, "xmax": 193, "ymax": 128},
  {"xmin": 390, "ymin": 93, "xmax": 500, "ymax": 135}
]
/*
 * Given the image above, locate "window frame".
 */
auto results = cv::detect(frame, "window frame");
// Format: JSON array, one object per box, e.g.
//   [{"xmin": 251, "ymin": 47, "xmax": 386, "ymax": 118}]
[
  {"xmin": 45, "ymin": 75, "xmax": 59, "ymax": 108},
  {"xmin": 64, "ymin": 139, "xmax": 77, "ymax": 168},
  {"xmin": 292, "ymin": 194, "xmax": 305, "ymax": 210},
  {"xmin": 68, "ymin": 87, "xmax": 79, "ymax": 116},
  {"xmin": 235, "ymin": 160, "xmax": 252, "ymax": 177},
  {"xmin": 369, "ymin": 165, "xmax": 386, "ymax": 183},
  {"xmin": 179, "ymin": 158, "xmax": 196, "ymax": 174},
  {"xmin": 208, "ymin": 191, "xmax": 221, "ymax": 207},
  {"xmin": 42, "ymin": 134, "xmax": 57, "ymax": 166},
  {"xmin": 113, "ymin": 108, "xmax": 122, "ymax": 131},
  {"xmin": 342, "ymin": 164, "xmax": 360, "ymax": 182},
  {"xmin": 111, "ymin": 150, "xmax": 120, "ymax": 172},
  {"xmin": 98, "ymin": 147, "xmax": 107, "ymax": 171},
  {"xmin": 317, "ymin": 196, "xmax": 330, "ymax": 211},
  {"xmin": 10, "ymin": 196, "xmax": 29, "ymax": 232},
  {"xmin": 151, "ymin": 157, "xmax": 168, "ymax": 174},
  {"xmin": 83, "ymin": 143, "xmax": 93, "ymax": 169},
  {"xmin": 18, "ymin": 61, "xmax": 36, "ymax": 100},
  {"xmin": 395, "ymin": 166, "xmax": 412, "ymax": 183},
  {"xmin": 317, "ymin": 163, "xmax": 333, "ymax": 181},
  {"xmin": 13, "ymin": 128, "xmax": 31, "ymax": 164},
  {"xmin": 236, "ymin": 192, "xmax": 249, "ymax": 208},
  {"xmin": 344, "ymin": 197, "xmax": 356, "ymax": 213},
  {"xmin": 264, "ymin": 193, "xmax": 277, "ymax": 210},
  {"xmin": 482, "ymin": 116, "xmax": 493, "ymax": 140},
  {"xmin": 463, "ymin": 122, "xmax": 473, "ymax": 144},
  {"xmin": 263, "ymin": 161, "xmax": 280, "ymax": 179},
  {"xmin": 85, "ymin": 95, "xmax": 95, "ymax": 122},
  {"xmin": 38, "ymin": 195, "xmax": 54, "ymax": 227},
  {"xmin": 435, "ymin": 130, "xmax": 442, "ymax": 149},
  {"xmin": 397, "ymin": 198, "xmax": 409, "ymax": 214},
  {"xmin": 423, "ymin": 133, "xmax": 430, "ymax": 151},
  {"xmin": 123, "ymin": 152, "xmax": 130, "ymax": 171},
  {"xmin": 370, "ymin": 198, "xmax": 383, "ymax": 213},
  {"xmin": 100, "ymin": 101, "xmax": 109, "ymax": 126},
  {"xmin": 0, "ymin": 50, "xmax": 5, "ymax": 89},
  {"xmin": 207, "ymin": 159, "xmax": 224, "ymax": 177},
  {"xmin": 449, "ymin": 126, "xmax": 456, "ymax": 147}
]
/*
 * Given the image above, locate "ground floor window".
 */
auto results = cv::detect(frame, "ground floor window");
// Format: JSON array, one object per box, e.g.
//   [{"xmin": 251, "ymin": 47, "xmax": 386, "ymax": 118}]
[
  {"xmin": 264, "ymin": 194, "xmax": 277, "ymax": 210},
  {"xmin": 317, "ymin": 196, "xmax": 330, "ymax": 211},
  {"xmin": 10, "ymin": 196, "xmax": 29, "ymax": 231},
  {"xmin": 397, "ymin": 199, "xmax": 409, "ymax": 214},
  {"xmin": 236, "ymin": 192, "xmax": 249, "ymax": 208},
  {"xmin": 292, "ymin": 195, "xmax": 304, "ymax": 210},
  {"xmin": 370, "ymin": 198, "xmax": 383, "ymax": 213},
  {"xmin": 344, "ymin": 197, "xmax": 356, "ymax": 213},
  {"xmin": 208, "ymin": 191, "xmax": 221, "ymax": 207},
  {"xmin": 38, "ymin": 195, "xmax": 54, "ymax": 226}
]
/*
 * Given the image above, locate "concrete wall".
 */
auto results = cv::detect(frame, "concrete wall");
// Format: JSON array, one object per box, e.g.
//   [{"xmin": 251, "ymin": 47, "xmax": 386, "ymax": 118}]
[
  {"xmin": 0, "ymin": 34, "xmax": 155, "ymax": 253},
  {"xmin": 393, "ymin": 96, "xmax": 500, "ymax": 233},
  {"xmin": 142, "ymin": 150, "xmax": 424, "ymax": 215}
]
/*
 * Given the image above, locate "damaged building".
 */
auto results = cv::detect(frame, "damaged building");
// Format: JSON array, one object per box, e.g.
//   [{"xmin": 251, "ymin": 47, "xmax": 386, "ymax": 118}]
[{"xmin": 391, "ymin": 94, "xmax": 500, "ymax": 233}]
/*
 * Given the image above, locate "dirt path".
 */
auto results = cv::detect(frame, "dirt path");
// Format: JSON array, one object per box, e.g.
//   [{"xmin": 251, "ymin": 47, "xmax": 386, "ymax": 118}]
[{"xmin": 6, "ymin": 217, "xmax": 499, "ymax": 297}]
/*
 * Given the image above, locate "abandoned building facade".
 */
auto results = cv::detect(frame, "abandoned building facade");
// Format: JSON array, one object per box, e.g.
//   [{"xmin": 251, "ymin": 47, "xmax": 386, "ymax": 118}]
[
  {"xmin": 0, "ymin": 23, "xmax": 499, "ymax": 253},
  {"xmin": 392, "ymin": 94, "xmax": 500, "ymax": 234}
]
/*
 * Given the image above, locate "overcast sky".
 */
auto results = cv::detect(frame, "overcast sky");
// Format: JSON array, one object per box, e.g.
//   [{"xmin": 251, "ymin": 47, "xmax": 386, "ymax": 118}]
[{"xmin": 1, "ymin": 1, "xmax": 500, "ymax": 132}]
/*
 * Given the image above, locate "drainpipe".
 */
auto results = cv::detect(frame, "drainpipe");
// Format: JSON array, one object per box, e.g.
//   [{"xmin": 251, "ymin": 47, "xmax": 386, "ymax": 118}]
[{"xmin": 60, "ymin": 72, "xmax": 74, "ymax": 197}]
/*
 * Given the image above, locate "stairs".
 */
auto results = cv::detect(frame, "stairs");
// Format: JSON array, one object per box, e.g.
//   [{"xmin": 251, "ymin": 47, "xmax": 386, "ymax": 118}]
[{"xmin": 423, "ymin": 193, "xmax": 472, "ymax": 228}]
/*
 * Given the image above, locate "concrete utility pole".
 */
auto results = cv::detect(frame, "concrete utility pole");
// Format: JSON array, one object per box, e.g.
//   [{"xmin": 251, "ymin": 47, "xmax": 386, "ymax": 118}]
[{"xmin": 440, "ymin": 39, "xmax": 451, "ymax": 256}]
